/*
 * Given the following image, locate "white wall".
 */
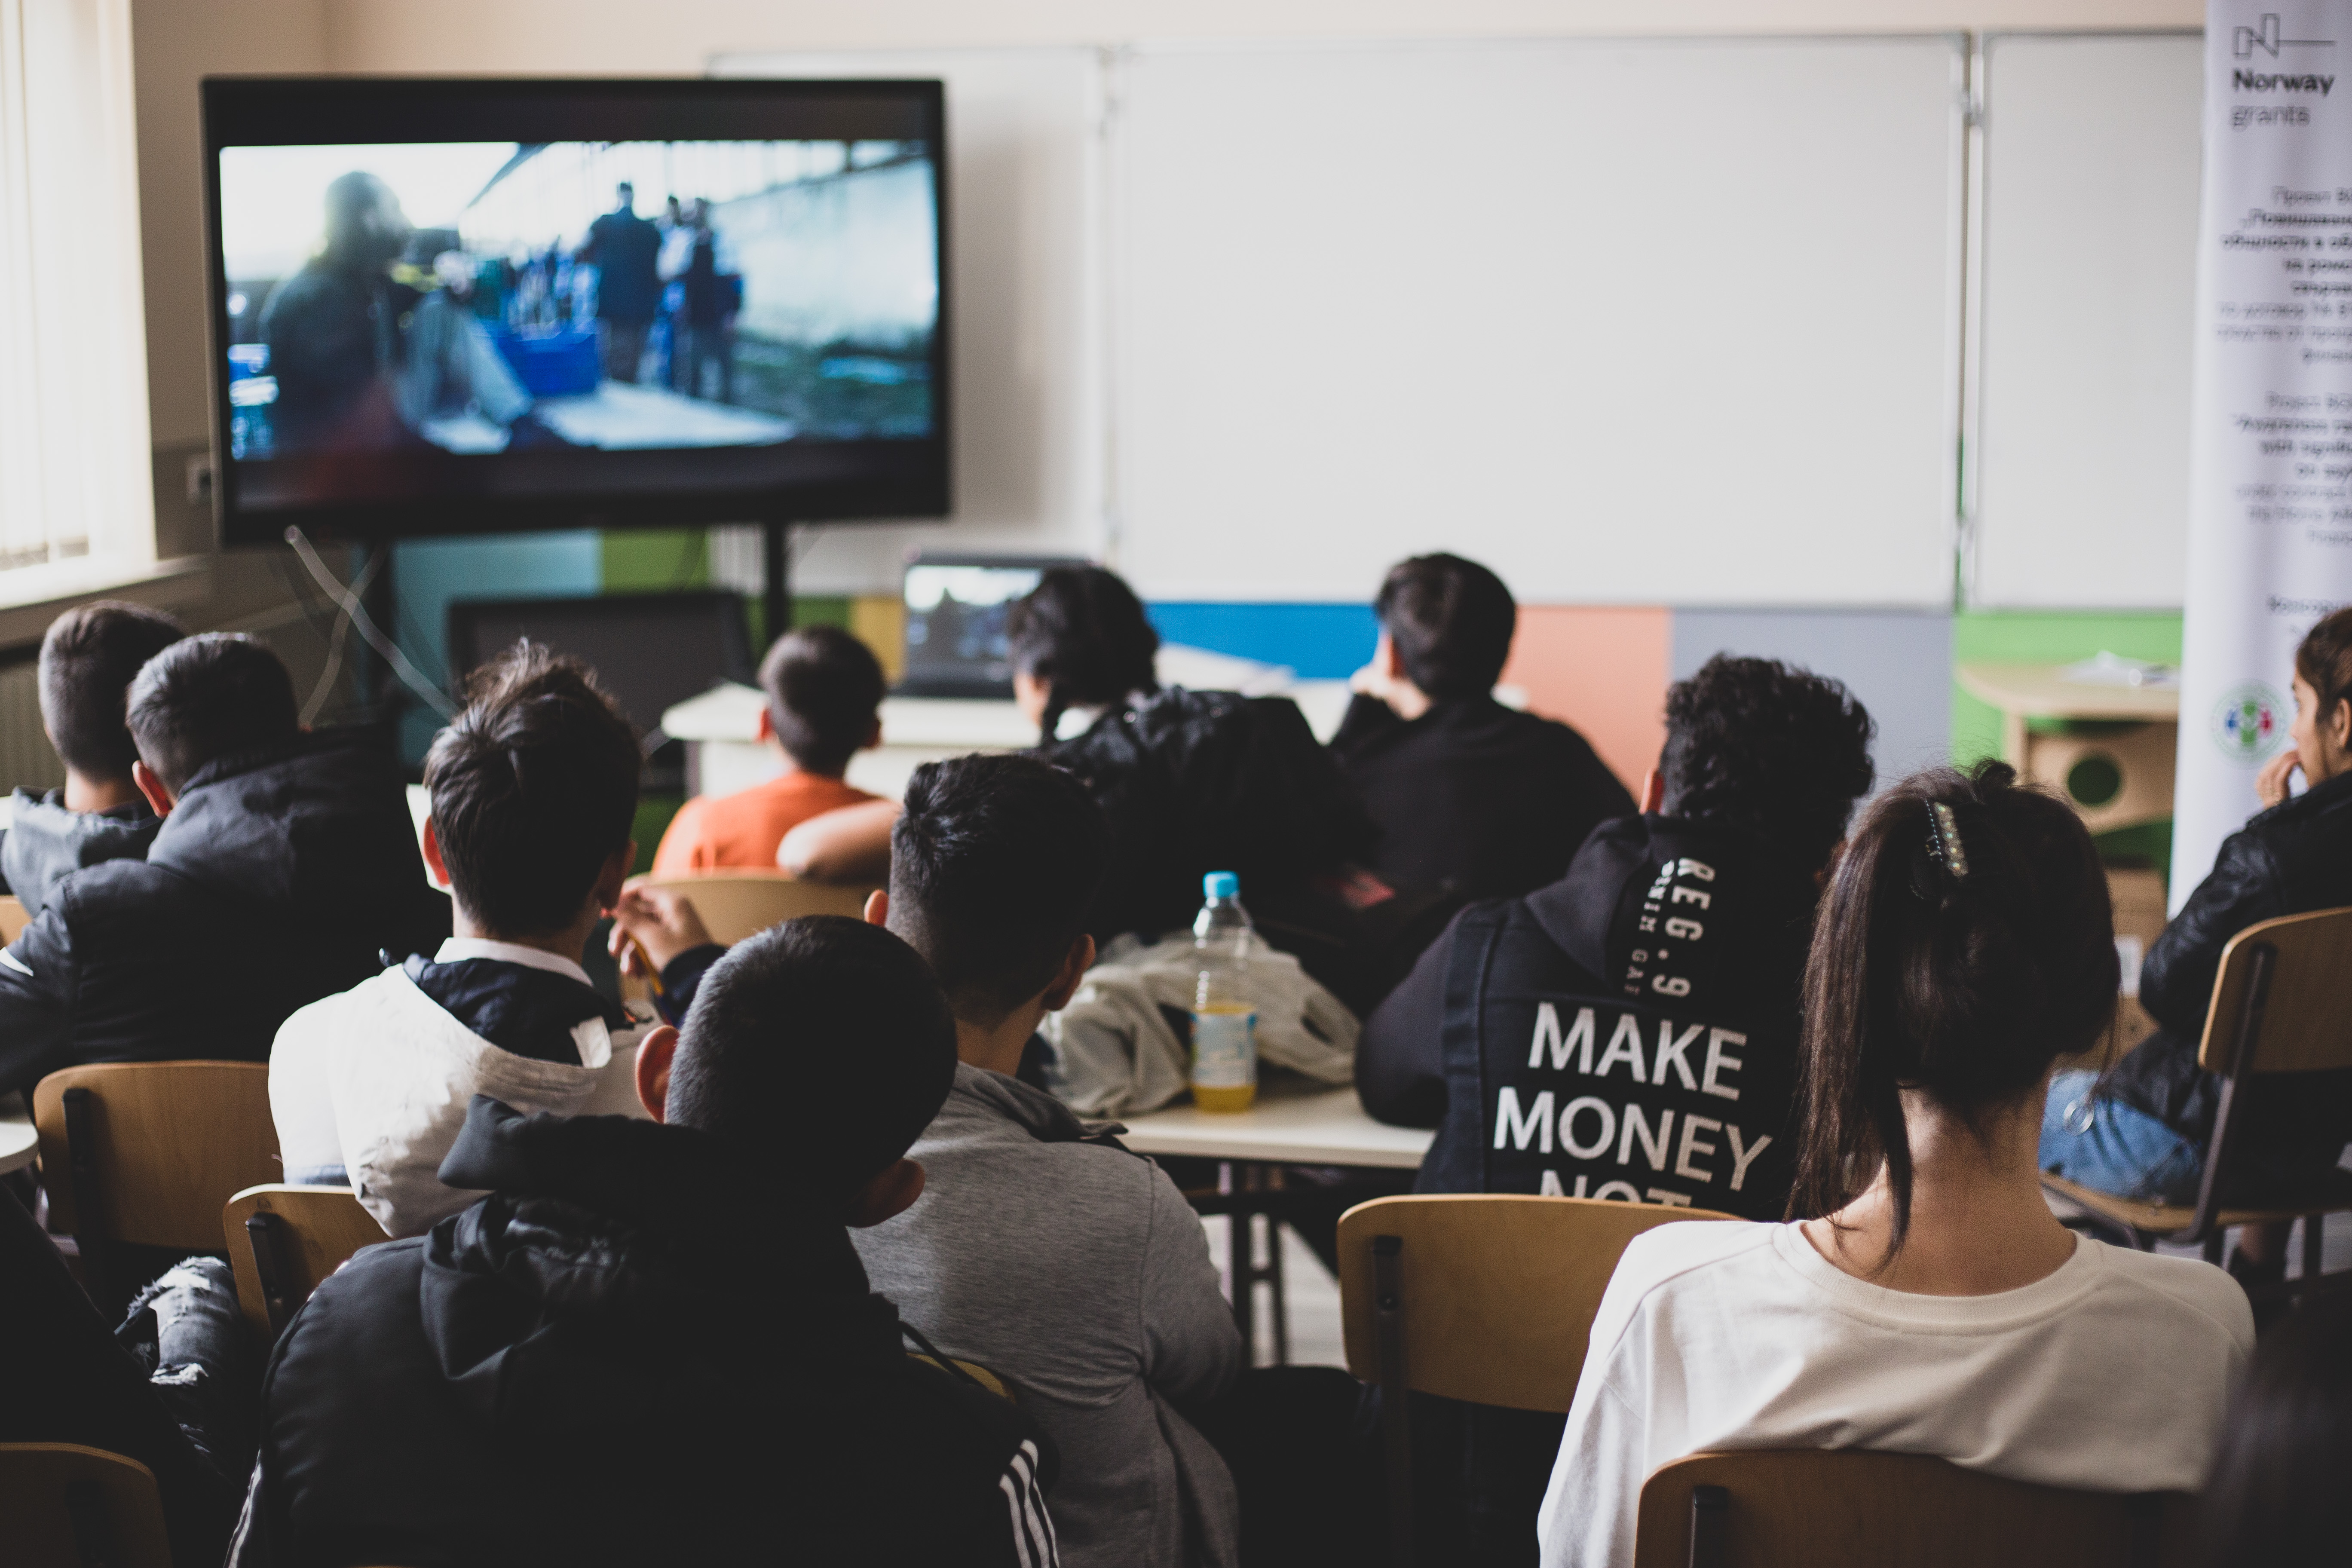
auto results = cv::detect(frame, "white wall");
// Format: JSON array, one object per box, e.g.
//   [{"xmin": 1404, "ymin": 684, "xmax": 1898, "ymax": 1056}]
[{"xmin": 126, "ymin": 0, "xmax": 2204, "ymax": 578}]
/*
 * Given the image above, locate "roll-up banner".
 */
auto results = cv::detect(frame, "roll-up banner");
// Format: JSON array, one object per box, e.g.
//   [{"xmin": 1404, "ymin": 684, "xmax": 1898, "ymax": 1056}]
[{"xmin": 2175, "ymin": 0, "xmax": 2352, "ymax": 910}]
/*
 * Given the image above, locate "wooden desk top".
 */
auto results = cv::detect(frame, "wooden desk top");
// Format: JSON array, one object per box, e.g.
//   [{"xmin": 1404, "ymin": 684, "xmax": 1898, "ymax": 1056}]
[
  {"xmin": 1955, "ymin": 663, "xmax": 2180, "ymax": 723},
  {"xmin": 1114, "ymin": 1075, "xmax": 1432, "ymax": 1169}
]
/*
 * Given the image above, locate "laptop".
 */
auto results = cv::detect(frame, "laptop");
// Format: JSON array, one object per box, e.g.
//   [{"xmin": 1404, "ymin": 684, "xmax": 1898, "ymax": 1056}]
[{"xmin": 895, "ymin": 554, "xmax": 1085, "ymax": 698}]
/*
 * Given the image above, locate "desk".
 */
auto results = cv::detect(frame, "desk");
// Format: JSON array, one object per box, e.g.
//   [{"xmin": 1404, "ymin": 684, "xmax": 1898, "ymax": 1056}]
[
  {"xmin": 1116, "ymin": 1078, "xmax": 1432, "ymax": 1169},
  {"xmin": 1115, "ymin": 1075, "xmax": 1428, "ymax": 1363},
  {"xmin": 1955, "ymin": 662, "xmax": 2180, "ymax": 834},
  {"xmin": 0, "ymin": 1092, "xmax": 37, "ymax": 1177}
]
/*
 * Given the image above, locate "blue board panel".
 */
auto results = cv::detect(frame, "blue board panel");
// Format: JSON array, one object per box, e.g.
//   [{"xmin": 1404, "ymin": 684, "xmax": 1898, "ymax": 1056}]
[
  {"xmin": 1145, "ymin": 602, "xmax": 1378, "ymax": 681},
  {"xmin": 392, "ymin": 531, "xmax": 603, "ymax": 761}
]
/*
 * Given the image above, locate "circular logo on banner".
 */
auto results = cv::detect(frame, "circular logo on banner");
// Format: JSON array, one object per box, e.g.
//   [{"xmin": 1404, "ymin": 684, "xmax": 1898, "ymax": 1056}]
[{"xmin": 2211, "ymin": 683, "xmax": 2288, "ymax": 764}]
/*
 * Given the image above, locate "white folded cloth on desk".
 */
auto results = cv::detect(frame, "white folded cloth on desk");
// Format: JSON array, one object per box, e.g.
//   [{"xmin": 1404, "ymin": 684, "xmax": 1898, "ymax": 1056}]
[{"xmin": 1042, "ymin": 932, "xmax": 1358, "ymax": 1117}]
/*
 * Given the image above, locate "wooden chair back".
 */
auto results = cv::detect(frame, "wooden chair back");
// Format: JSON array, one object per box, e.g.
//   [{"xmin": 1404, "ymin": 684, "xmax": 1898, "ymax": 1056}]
[
  {"xmin": 1634, "ymin": 1450, "xmax": 2192, "ymax": 1568},
  {"xmin": 1339, "ymin": 1194, "xmax": 1737, "ymax": 1568},
  {"xmin": 0, "ymin": 1442, "xmax": 172, "ymax": 1568},
  {"xmin": 224, "ymin": 1184, "xmax": 389, "ymax": 1343},
  {"xmin": 1337, "ymin": 1194, "xmax": 1735, "ymax": 1411},
  {"xmin": 2193, "ymin": 905, "xmax": 2352, "ymax": 1075},
  {"xmin": 0, "ymin": 894, "xmax": 30, "ymax": 945},
  {"xmin": 33, "ymin": 1060, "xmax": 279, "ymax": 1246},
  {"xmin": 629, "ymin": 872, "xmax": 877, "ymax": 941},
  {"xmin": 908, "ymin": 1353, "xmax": 1015, "ymax": 1403}
]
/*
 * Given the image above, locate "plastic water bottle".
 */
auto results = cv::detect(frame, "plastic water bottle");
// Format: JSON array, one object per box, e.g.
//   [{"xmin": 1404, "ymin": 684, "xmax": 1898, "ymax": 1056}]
[{"xmin": 1190, "ymin": 871, "xmax": 1259, "ymax": 1112}]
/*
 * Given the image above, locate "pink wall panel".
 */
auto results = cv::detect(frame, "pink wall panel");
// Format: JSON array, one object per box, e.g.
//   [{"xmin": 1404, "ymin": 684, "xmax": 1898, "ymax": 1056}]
[{"xmin": 1502, "ymin": 605, "xmax": 1671, "ymax": 793}]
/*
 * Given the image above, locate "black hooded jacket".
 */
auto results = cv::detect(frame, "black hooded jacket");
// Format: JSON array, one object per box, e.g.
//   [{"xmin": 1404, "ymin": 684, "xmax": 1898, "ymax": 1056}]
[
  {"xmin": 2103, "ymin": 769, "xmax": 2352, "ymax": 1180},
  {"xmin": 1360, "ymin": 814, "xmax": 1819, "ymax": 1216},
  {"xmin": 233, "ymin": 1100, "xmax": 1060, "ymax": 1568},
  {"xmin": 1040, "ymin": 686, "xmax": 1380, "ymax": 946},
  {"xmin": 0, "ymin": 730, "xmax": 449, "ymax": 1097},
  {"xmin": 0, "ymin": 788, "xmax": 161, "ymax": 919}
]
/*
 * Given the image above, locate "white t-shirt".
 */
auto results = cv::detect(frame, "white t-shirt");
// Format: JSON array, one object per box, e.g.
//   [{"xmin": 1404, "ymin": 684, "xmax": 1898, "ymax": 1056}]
[{"xmin": 1537, "ymin": 1220, "xmax": 2254, "ymax": 1568}]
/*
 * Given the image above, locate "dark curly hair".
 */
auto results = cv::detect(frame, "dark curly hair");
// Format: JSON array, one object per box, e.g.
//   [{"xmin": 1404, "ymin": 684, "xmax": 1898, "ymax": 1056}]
[
  {"xmin": 426, "ymin": 641, "xmax": 640, "ymax": 936},
  {"xmin": 1789, "ymin": 762, "xmax": 2119, "ymax": 1262},
  {"xmin": 1004, "ymin": 566, "xmax": 1160, "ymax": 745},
  {"xmin": 1660, "ymin": 654, "xmax": 1875, "ymax": 874},
  {"xmin": 1375, "ymin": 553, "xmax": 1516, "ymax": 701}
]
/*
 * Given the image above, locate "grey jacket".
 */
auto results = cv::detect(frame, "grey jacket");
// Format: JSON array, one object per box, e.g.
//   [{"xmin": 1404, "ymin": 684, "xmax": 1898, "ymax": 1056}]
[
  {"xmin": 854, "ymin": 1063, "xmax": 1242, "ymax": 1568},
  {"xmin": 0, "ymin": 790, "xmax": 158, "ymax": 919}
]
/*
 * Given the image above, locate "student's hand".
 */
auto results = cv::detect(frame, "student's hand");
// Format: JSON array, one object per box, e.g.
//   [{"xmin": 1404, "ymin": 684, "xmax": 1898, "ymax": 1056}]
[
  {"xmin": 1349, "ymin": 660, "xmax": 1397, "ymax": 703},
  {"xmin": 2256, "ymin": 745, "xmax": 2303, "ymax": 810},
  {"xmin": 608, "ymin": 886, "xmax": 716, "ymax": 977}
]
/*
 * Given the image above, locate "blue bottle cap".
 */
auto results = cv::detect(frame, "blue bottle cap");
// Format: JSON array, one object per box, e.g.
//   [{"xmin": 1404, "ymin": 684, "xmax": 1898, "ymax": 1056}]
[{"xmin": 1204, "ymin": 871, "xmax": 1240, "ymax": 899}]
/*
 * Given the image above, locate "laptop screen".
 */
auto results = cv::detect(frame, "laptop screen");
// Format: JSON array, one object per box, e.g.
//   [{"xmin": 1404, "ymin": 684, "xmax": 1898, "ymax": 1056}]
[{"xmin": 899, "ymin": 557, "xmax": 1078, "ymax": 696}]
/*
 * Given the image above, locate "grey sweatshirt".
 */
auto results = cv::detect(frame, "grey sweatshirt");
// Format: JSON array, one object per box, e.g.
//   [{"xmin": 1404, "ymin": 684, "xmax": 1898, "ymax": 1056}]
[{"xmin": 854, "ymin": 1063, "xmax": 1243, "ymax": 1568}]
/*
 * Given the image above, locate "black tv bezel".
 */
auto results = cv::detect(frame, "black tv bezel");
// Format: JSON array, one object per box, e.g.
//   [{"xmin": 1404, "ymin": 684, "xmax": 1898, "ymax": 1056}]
[{"xmin": 199, "ymin": 75, "xmax": 952, "ymax": 547}]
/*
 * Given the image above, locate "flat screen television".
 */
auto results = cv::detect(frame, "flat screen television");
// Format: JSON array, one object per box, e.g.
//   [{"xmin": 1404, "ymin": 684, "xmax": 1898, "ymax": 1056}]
[{"xmin": 201, "ymin": 77, "xmax": 949, "ymax": 545}]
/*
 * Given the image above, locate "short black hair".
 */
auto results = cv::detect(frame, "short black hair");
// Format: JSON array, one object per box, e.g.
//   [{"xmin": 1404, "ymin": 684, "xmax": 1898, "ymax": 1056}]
[
  {"xmin": 1005, "ymin": 565, "xmax": 1160, "ymax": 744},
  {"xmin": 670, "ymin": 916, "xmax": 956, "ymax": 1196},
  {"xmin": 1375, "ymin": 554, "xmax": 1516, "ymax": 700},
  {"xmin": 888, "ymin": 753, "xmax": 1109, "ymax": 1026},
  {"xmin": 125, "ymin": 634, "xmax": 299, "ymax": 793},
  {"xmin": 39, "ymin": 601, "xmax": 185, "ymax": 781},
  {"xmin": 759, "ymin": 625, "xmax": 885, "ymax": 776},
  {"xmin": 1660, "ymin": 654, "xmax": 1875, "ymax": 873},
  {"xmin": 425, "ymin": 642, "xmax": 640, "ymax": 937}
]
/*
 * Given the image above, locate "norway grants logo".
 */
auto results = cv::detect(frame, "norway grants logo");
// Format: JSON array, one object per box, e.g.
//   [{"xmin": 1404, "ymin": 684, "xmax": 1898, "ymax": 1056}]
[{"xmin": 2211, "ymin": 682, "xmax": 2288, "ymax": 763}]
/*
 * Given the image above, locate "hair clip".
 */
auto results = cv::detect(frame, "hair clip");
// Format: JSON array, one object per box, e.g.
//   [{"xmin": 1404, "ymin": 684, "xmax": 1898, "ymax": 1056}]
[{"xmin": 1927, "ymin": 801, "xmax": 1970, "ymax": 881}]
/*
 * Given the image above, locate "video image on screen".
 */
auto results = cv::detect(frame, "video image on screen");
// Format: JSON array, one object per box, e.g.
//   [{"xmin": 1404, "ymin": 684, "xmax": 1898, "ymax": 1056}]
[{"xmin": 217, "ymin": 138, "xmax": 937, "ymax": 464}]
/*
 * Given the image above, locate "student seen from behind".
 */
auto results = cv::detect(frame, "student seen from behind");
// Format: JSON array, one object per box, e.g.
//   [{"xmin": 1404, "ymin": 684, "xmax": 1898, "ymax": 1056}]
[
  {"xmin": 2041, "ymin": 606, "xmax": 2352, "ymax": 1293},
  {"xmin": 0, "ymin": 600, "xmax": 184, "ymax": 917},
  {"xmin": 858, "ymin": 754, "xmax": 1250, "ymax": 1568},
  {"xmin": 0, "ymin": 633, "xmax": 447, "ymax": 1099},
  {"xmin": 234, "ymin": 916, "xmax": 1061, "ymax": 1568},
  {"xmin": 1354, "ymin": 653, "xmax": 1871, "ymax": 1563},
  {"xmin": 1331, "ymin": 554, "xmax": 1632, "ymax": 902},
  {"xmin": 1539, "ymin": 764, "xmax": 2253, "ymax": 1568},
  {"xmin": 271, "ymin": 643, "xmax": 653, "ymax": 1237},
  {"xmin": 651, "ymin": 623, "xmax": 883, "ymax": 872}
]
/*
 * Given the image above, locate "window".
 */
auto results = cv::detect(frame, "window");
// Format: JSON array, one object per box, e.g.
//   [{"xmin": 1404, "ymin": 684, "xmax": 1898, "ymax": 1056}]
[{"xmin": 0, "ymin": 0, "xmax": 155, "ymax": 589}]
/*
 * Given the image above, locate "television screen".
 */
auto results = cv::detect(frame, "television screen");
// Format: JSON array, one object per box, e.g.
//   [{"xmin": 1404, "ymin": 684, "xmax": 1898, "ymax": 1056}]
[{"xmin": 202, "ymin": 79, "xmax": 949, "ymax": 544}]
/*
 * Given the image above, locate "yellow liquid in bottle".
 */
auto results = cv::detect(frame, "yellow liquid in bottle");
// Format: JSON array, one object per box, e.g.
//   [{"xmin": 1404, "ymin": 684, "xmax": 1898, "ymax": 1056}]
[{"xmin": 1190, "ymin": 1001, "xmax": 1258, "ymax": 1113}]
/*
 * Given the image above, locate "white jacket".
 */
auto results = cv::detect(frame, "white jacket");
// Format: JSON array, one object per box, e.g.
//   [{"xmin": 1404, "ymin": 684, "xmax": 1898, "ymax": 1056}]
[
  {"xmin": 270, "ymin": 964, "xmax": 651, "ymax": 1237},
  {"xmin": 1041, "ymin": 931, "xmax": 1357, "ymax": 1117}
]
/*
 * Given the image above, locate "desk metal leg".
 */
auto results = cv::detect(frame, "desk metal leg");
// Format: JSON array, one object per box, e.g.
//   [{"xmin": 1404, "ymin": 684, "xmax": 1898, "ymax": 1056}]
[{"xmin": 1216, "ymin": 1161, "xmax": 1290, "ymax": 1367}]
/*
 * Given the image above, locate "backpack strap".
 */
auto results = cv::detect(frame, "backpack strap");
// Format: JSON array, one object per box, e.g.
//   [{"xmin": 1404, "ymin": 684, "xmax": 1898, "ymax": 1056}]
[{"xmin": 1438, "ymin": 900, "xmax": 1514, "ymax": 1191}]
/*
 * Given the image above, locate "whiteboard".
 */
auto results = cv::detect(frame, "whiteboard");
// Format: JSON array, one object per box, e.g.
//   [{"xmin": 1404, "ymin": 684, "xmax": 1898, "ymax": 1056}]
[
  {"xmin": 1970, "ymin": 32, "xmax": 2201, "ymax": 610},
  {"xmin": 1111, "ymin": 37, "xmax": 1967, "ymax": 606},
  {"xmin": 712, "ymin": 49, "xmax": 1107, "ymax": 594}
]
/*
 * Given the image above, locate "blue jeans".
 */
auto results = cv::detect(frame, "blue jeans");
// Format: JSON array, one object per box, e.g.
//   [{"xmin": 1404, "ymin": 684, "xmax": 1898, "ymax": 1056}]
[{"xmin": 2038, "ymin": 1070, "xmax": 2205, "ymax": 1205}]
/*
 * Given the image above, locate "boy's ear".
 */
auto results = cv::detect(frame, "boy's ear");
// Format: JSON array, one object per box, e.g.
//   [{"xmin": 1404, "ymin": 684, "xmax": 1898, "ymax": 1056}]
[
  {"xmin": 1040, "ymin": 933, "xmax": 1096, "ymax": 1014},
  {"xmin": 755, "ymin": 707, "xmax": 775, "ymax": 744},
  {"xmin": 131, "ymin": 760, "xmax": 176, "ymax": 818},
  {"xmin": 862, "ymin": 715, "xmax": 883, "ymax": 751},
  {"xmin": 862, "ymin": 888, "xmax": 888, "ymax": 926},
  {"xmin": 1639, "ymin": 767, "xmax": 1666, "ymax": 815},
  {"xmin": 844, "ymin": 1157, "xmax": 925, "ymax": 1228},
  {"xmin": 421, "ymin": 818, "xmax": 451, "ymax": 886},
  {"xmin": 634, "ymin": 1024, "xmax": 679, "ymax": 1122}
]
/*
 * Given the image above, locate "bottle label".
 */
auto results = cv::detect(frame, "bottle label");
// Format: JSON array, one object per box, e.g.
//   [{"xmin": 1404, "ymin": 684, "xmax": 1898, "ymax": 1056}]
[{"xmin": 1190, "ymin": 1008, "xmax": 1258, "ymax": 1088}]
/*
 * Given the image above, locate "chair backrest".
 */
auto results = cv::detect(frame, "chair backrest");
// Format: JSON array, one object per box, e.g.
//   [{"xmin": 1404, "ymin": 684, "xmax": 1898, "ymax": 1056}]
[
  {"xmin": 2194, "ymin": 905, "xmax": 2352, "ymax": 1075},
  {"xmin": 629, "ymin": 871, "xmax": 877, "ymax": 942},
  {"xmin": 224, "ymin": 1184, "xmax": 389, "ymax": 1342},
  {"xmin": 1634, "ymin": 1450, "xmax": 2193, "ymax": 1568},
  {"xmin": 619, "ymin": 873, "xmax": 879, "ymax": 1001},
  {"xmin": 1336, "ymin": 1194, "xmax": 1736, "ymax": 1412},
  {"xmin": 0, "ymin": 1442, "xmax": 172, "ymax": 1568},
  {"xmin": 33, "ymin": 1061, "xmax": 279, "ymax": 1247},
  {"xmin": 0, "ymin": 894, "xmax": 30, "ymax": 945}
]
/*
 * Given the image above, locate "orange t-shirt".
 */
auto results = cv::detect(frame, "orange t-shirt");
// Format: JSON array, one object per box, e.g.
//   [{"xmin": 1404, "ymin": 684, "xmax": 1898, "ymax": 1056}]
[{"xmin": 651, "ymin": 771, "xmax": 880, "ymax": 873}]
